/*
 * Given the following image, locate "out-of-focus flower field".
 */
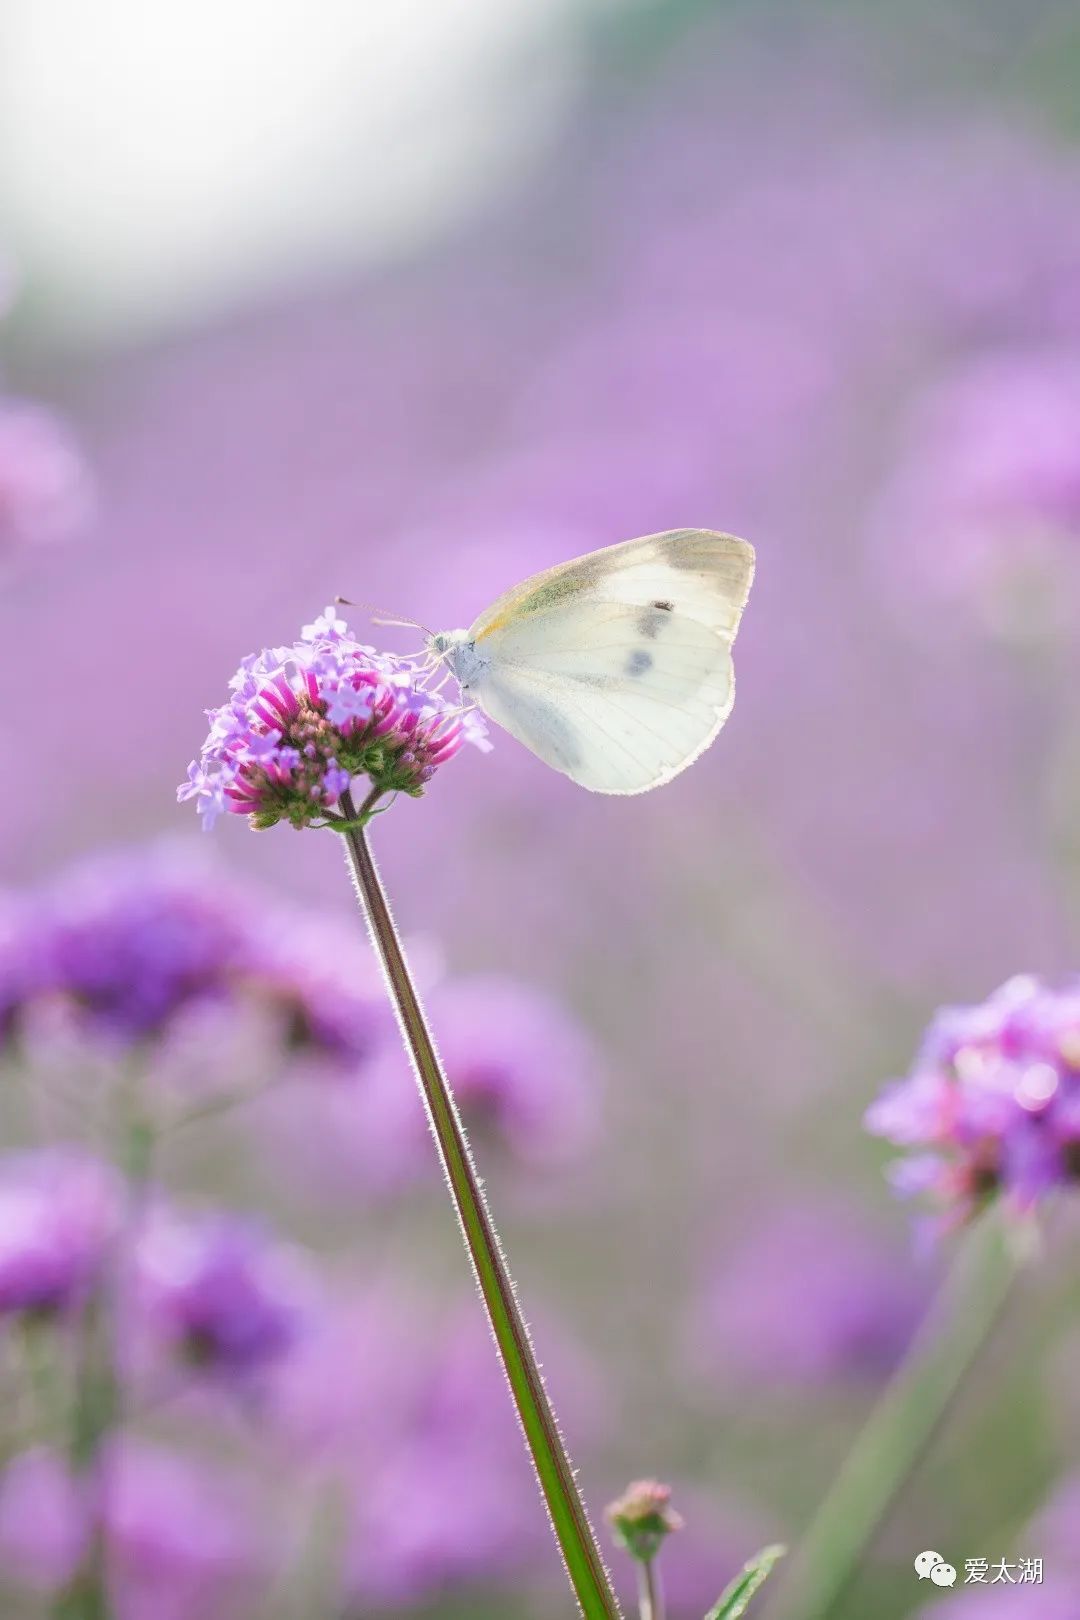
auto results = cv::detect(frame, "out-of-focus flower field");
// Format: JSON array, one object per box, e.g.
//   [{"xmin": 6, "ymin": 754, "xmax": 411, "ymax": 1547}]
[{"xmin": 3, "ymin": 4, "xmax": 1080, "ymax": 1617}]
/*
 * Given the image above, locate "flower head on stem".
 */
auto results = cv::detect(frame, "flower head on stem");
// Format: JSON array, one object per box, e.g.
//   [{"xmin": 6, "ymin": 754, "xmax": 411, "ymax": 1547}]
[
  {"xmin": 179, "ymin": 608, "xmax": 489, "ymax": 830},
  {"xmin": 605, "ymin": 1480, "xmax": 684, "ymax": 1566},
  {"xmin": 605, "ymin": 1480, "xmax": 682, "ymax": 1620},
  {"xmin": 183, "ymin": 631, "xmax": 620, "ymax": 1619}
]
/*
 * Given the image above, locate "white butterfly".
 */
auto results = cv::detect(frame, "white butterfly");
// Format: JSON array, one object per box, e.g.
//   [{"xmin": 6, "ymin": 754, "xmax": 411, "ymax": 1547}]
[{"xmin": 428, "ymin": 528, "xmax": 754, "ymax": 794}]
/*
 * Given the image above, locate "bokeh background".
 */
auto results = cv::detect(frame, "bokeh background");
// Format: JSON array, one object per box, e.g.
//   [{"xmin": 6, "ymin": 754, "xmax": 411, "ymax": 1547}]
[{"xmin": 3, "ymin": 2, "xmax": 1080, "ymax": 1616}]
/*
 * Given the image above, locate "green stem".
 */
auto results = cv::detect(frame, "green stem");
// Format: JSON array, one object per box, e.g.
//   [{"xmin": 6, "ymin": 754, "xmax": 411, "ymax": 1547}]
[
  {"xmin": 55, "ymin": 1118, "xmax": 155, "ymax": 1620},
  {"xmin": 165, "ymin": 1076, "xmax": 278, "ymax": 1134},
  {"xmin": 338, "ymin": 788, "xmax": 621, "ymax": 1620},
  {"xmin": 767, "ymin": 1217, "xmax": 1017, "ymax": 1620},
  {"xmin": 17, "ymin": 1316, "xmax": 65, "ymax": 1440},
  {"xmin": 55, "ymin": 1288, "xmax": 115, "ymax": 1620},
  {"xmin": 637, "ymin": 1558, "xmax": 663, "ymax": 1620}
]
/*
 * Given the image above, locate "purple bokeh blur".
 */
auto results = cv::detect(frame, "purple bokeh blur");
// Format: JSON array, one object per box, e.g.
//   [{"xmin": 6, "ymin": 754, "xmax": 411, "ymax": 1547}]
[{"xmin": 3, "ymin": 5, "xmax": 1080, "ymax": 1617}]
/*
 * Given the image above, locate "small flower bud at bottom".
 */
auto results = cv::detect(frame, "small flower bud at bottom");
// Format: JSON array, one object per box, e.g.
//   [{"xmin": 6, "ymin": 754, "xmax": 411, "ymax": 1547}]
[{"xmin": 604, "ymin": 1479, "xmax": 684, "ymax": 1563}]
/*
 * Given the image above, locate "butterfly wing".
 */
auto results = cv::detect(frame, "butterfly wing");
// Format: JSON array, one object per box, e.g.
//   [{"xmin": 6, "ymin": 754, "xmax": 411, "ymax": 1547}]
[{"xmin": 466, "ymin": 529, "xmax": 754, "ymax": 794}]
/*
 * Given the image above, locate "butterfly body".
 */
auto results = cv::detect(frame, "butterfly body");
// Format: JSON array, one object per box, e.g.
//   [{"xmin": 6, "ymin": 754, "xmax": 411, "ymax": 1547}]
[
  {"xmin": 429, "ymin": 630, "xmax": 488, "ymax": 691},
  {"xmin": 428, "ymin": 528, "xmax": 754, "ymax": 794}
]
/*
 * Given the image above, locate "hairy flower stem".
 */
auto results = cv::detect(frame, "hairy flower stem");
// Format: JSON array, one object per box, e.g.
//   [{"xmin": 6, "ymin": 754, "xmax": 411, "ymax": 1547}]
[
  {"xmin": 767, "ymin": 1217, "xmax": 1017, "ymax": 1620},
  {"xmin": 637, "ymin": 1559, "xmax": 663, "ymax": 1620},
  {"xmin": 338, "ymin": 787, "xmax": 621, "ymax": 1620}
]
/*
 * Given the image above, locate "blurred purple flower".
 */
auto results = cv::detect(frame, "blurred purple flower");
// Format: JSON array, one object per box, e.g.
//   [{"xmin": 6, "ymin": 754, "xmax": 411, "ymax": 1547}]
[
  {"xmin": 264, "ymin": 974, "xmax": 601, "ymax": 1197},
  {"xmin": 0, "ymin": 1441, "xmax": 271, "ymax": 1620},
  {"xmin": 339, "ymin": 1432, "xmax": 542, "ymax": 1607},
  {"xmin": 275, "ymin": 1280, "xmax": 605, "ymax": 1608},
  {"xmin": 273, "ymin": 1282, "xmax": 428, "ymax": 1459},
  {"xmin": 9, "ymin": 842, "xmax": 382, "ymax": 1072},
  {"xmin": 398, "ymin": 976, "xmax": 600, "ymax": 1170},
  {"xmin": 0, "ymin": 1448, "xmax": 86, "ymax": 1589},
  {"xmin": 866, "ymin": 976, "xmax": 1080, "ymax": 1228},
  {"xmin": 693, "ymin": 1198, "xmax": 927, "ymax": 1387},
  {"xmin": 104, "ymin": 1439, "xmax": 271, "ymax": 1620},
  {"xmin": 135, "ymin": 1209, "xmax": 310, "ymax": 1378},
  {"xmin": 0, "ymin": 397, "xmax": 92, "ymax": 556},
  {"xmin": 242, "ymin": 904, "xmax": 391, "ymax": 1071},
  {"xmin": 179, "ymin": 608, "xmax": 490, "ymax": 829},
  {"xmin": 21, "ymin": 844, "xmax": 254, "ymax": 1045},
  {"xmin": 870, "ymin": 348, "xmax": 1080, "ymax": 637},
  {"xmin": 280, "ymin": 1296, "xmax": 540, "ymax": 1605},
  {"xmin": 0, "ymin": 1147, "xmax": 120, "ymax": 1316}
]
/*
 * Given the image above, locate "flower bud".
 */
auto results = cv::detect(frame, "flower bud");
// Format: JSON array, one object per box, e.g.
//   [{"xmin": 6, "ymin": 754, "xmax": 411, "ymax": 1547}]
[{"xmin": 605, "ymin": 1479, "xmax": 684, "ymax": 1563}]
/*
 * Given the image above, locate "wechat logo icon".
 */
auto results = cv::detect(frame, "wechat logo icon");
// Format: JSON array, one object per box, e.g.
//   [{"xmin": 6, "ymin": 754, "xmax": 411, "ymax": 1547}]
[{"xmin": 915, "ymin": 1550, "xmax": 957, "ymax": 1587}]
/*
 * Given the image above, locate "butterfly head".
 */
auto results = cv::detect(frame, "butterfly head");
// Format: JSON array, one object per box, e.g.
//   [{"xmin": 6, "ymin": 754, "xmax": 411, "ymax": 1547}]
[
  {"xmin": 428, "ymin": 630, "xmax": 464, "ymax": 657},
  {"xmin": 428, "ymin": 629, "xmax": 485, "ymax": 691}
]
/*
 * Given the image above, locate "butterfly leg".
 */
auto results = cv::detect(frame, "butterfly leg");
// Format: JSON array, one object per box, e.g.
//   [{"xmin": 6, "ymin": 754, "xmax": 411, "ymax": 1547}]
[{"xmin": 436, "ymin": 697, "xmax": 481, "ymax": 721}]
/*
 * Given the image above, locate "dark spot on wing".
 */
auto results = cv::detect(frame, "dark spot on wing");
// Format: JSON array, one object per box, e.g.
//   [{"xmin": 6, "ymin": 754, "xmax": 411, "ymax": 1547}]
[
  {"xmin": 625, "ymin": 649, "xmax": 653, "ymax": 677},
  {"xmin": 637, "ymin": 603, "xmax": 673, "ymax": 639}
]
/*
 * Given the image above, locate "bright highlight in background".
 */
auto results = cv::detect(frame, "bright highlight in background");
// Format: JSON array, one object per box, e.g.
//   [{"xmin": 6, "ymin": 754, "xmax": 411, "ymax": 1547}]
[{"xmin": 0, "ymin": 0, "xmax": 596, "ymax": 344}]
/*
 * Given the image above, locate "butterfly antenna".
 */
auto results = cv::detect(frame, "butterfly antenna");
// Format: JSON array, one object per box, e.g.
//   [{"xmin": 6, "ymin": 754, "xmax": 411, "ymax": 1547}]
[{"xmin": 335, "ymin": 595, "xmax": 434, "ymax": 638}]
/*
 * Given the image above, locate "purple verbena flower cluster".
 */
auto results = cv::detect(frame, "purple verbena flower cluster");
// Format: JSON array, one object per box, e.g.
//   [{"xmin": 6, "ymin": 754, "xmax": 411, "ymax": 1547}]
[
  {"xmin": 0, "ymin": 1148, "xmax": 121, "ymax": 1317},
  {"xmin": 0, "ymin": 1225, "xmax": 595, "ymax": 1615},
  {"xmin": 0, "ymin": 1149, "xmax": 306, "ymax": 1388},
  {"xmin": 866, "ymin": 976, "xmax": 1080, "ymax": 1229},
  {"xmin": 135, "ymin": 1209, "xmax": 308, "ymax": 1376},
  {"xmin": 5, "ymin": 843, "xmax": 381, "ymax": 1070},
  {"xmin": 179, "ymin": 608, "xmax": 490, "ymax": 830},
  {"xmin": 20, "ymin": 846, "xmax": 255, "ymax": 1046}
]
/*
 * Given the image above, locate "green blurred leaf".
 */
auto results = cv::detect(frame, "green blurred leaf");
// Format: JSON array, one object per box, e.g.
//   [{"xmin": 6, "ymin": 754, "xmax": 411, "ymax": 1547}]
[{"xmin": 703, "ymin": 1543, "xmax": 786, "ymax": 1620}]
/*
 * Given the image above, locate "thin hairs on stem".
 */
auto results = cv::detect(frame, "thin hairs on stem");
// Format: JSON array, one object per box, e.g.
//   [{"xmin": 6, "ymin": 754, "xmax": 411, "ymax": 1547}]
[{"xmin": 338, "ymin": 787, "xmax": 621, "ymax": 1620}]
